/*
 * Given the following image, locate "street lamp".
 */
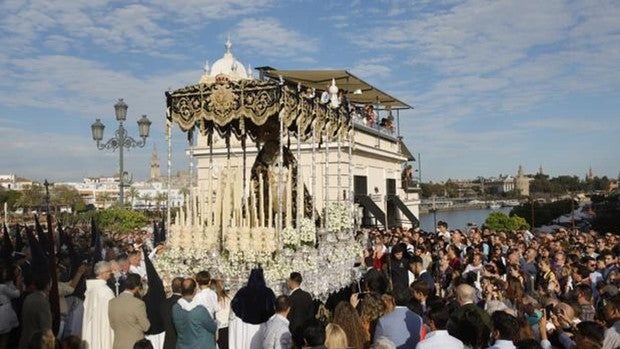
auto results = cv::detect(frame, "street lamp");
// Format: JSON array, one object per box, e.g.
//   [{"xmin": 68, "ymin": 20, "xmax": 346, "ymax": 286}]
[{"xmin": 91, "ymin": 99, "xmax": 151, "ymax": 206}]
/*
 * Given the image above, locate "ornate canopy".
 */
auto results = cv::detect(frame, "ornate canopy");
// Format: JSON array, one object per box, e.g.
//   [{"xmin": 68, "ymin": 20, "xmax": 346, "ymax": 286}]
[{"xmin": 165, "ymin": 78, "xmax": 351, "ymax": 142}]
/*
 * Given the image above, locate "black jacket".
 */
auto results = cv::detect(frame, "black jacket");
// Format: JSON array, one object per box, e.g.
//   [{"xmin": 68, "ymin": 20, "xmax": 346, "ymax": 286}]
[
  {"xmin": 162, "ymin": 294, "xmax": 182, "ymax": 349},
  {"xmin": 288, "ymin": 288, "xmax": 314, "ymax": 347}
]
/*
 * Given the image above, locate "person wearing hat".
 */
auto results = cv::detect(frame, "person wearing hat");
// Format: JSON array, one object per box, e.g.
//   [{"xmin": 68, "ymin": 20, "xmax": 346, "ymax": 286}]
[{"xmin": 389, "ymin": 245, "xmax": 410, "ymax": 294}]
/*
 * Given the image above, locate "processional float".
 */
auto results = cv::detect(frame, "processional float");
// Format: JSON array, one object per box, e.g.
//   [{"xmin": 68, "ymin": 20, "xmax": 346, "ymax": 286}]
[{"xmin": 155, "ymin": 46, "xmax": 363, "ymax": 299}]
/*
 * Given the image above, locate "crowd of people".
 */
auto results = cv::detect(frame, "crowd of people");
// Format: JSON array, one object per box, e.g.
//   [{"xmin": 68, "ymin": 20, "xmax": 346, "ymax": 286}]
[{"xmin": 0, "ymin": 218, "xmax": 619, "ymax": 349}]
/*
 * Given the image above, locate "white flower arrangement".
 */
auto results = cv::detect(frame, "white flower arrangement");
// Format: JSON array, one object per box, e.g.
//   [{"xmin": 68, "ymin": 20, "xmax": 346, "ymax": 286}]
[
  {"xmin": 157, "ymin": 199, "xmax": 362, "ymax": 302},
  {"xmin": 299, "ymin": 218, "xmax": 316, "ymax": 244},
  {"xmin": 324, "ymin": 202, "xmax": 353, "ymax": 233},
  {"xmin": 281, "ymin": 226, "xmax": 300, "ymax": 247}
]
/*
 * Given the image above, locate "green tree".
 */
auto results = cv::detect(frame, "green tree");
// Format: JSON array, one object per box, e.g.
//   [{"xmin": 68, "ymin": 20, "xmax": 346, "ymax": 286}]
[
  {"xmin": 154, "ymin": 192, "xmax": 167, "ymax": 211},
  {"xmin": 0, "ymin": 188, "xmax": 22, "ymax": 211},
  {"xmin": 16, "ymin": 184, "xmax": 45, "ymax": 210},
  {"xmin": 51, "ymin": 185, "xmax": 85, "ymax": 212},
  {"xmin": 96, "ymin": 208, "xmax": 148, "ymax": 234},
  {"xmin": 510, "ymin": 199, "xmax": 574, "ymax": 227},
  {"xmin": 484, "ymin": 212, "xmax": 529, "ymax": 232}
]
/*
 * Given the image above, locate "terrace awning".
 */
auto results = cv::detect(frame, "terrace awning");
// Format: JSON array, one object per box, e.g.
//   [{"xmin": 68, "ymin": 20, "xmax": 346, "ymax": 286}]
[{"xmin": 258, "ymin": 68, "xmax": 412, "ymax": 110}]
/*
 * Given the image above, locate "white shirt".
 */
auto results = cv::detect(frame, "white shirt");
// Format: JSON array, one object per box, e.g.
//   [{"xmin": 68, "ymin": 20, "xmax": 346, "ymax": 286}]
[
  {"xmin": 216, "ymin": 296, "xmax": 231, "ymax": 329},
  {"xmin": 0, "ymin": 282, "xmax": 20, "ymax": 305},
  {"xmin": 193, "ymin": 287, "xmax": 220, "ymax": 320},
  {"xmin": 487, "ymin": 339, "xmax": 516, "ymax": 349},
  {"xmin": 129, "ymin": 264, "xmax": 146, "ymax": 278},
  {"xmin": 262, "ymin": 314, "xmax": 292, "ymax": 349},
  {"xmin": 416, "ymin": 330, "xmax": 463, "ymax": 349}
]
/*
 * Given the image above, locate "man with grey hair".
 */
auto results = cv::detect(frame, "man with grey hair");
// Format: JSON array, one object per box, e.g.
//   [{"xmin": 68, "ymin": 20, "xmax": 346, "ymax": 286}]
[
  {"xmin": 82, "ymin": 261, "xmax": 115, "ymax": 349},
  {"xmin": 447, "ymin": 284, "xmax": 491, "ymax": 346}
]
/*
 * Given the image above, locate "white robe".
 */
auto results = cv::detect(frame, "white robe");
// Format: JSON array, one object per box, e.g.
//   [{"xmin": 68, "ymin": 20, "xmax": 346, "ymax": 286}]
[
  {"xmin": 82, "ymin": 279, "xmax": 115, "ymax": 349},
  {"xmin": 228, "ymin": 314, "xmax": 266, "ymax": 349}
]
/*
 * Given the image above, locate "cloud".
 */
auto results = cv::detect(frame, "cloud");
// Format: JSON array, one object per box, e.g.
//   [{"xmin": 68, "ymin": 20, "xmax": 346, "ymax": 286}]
[
  {"xmin": 232, "ymin": 18, "xmax": 319, "ymax": 60},
  {"xmin": 0, "ymin": 0, "xmax": 274, "ymax": 56},
  {"xmin": 0, "ymin": 54, "xmax": 199, "ymax": 131},
  {"xmin": 150, "ymin": 0, "xmax": 273, "ymax": 23},
  {"xmin": 351, "ymin": 63, "xmax": 391, "ymax": 78}
]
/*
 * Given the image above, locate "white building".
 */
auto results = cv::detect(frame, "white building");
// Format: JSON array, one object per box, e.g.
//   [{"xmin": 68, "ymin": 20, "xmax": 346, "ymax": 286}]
[
  {"xmin": 59, "ymin": 176, "xmax": 185, "ymax": 209},
  {"xmin": 0, "ymin": 174, "xmax": 34, "ymax": 190}
]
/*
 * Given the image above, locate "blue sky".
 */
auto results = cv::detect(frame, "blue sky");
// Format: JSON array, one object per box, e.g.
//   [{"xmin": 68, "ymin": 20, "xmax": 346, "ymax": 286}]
[{"xmin": 0, "ymin": 0, "xmax": 619, "ymax": 183}]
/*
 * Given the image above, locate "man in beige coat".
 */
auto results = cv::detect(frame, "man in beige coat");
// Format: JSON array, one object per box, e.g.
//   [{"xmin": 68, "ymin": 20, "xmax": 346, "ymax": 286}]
[{"xmin": 108, "ymin": 273, "xmax": 150, "ymax": 349}]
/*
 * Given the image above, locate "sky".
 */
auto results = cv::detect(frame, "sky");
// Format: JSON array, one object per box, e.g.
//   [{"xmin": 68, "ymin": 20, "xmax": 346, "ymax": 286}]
[{"xmin": 0, "ymin": 0, "xmax": 619, "ymax": 183}]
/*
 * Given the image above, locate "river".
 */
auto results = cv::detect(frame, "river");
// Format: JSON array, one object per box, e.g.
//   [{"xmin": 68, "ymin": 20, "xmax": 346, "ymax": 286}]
[{"xmin": 419, "ymin": 207, "xmax": 512, "ymax": 233}]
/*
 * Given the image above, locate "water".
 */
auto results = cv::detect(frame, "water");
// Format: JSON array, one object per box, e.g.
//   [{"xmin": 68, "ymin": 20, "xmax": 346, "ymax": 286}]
[{"xmin": 419, "ymin": 207, "xmax": 512, "ymax": 233}]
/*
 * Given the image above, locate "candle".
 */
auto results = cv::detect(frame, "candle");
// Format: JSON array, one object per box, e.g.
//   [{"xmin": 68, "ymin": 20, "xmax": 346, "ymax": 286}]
[
  {"xmin": 286, "ymin": 167, "xmax": 292, "ymax": 227},
  {"xmin": 206, "ymin": 169, "xmax": 212, "ymax": 226},
  {"xmin": 268, "ymin": 174, "xmax": 273, "ymax": 228},
  {"xmin": 259, "ymin": 175, "xmax": 265, "ymax": 227}
]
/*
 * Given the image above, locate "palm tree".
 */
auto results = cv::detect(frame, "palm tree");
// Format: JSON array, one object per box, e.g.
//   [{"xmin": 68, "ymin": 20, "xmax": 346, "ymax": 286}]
[
  {"xmin": 127, "ymin": 187, "xmax": 139, "ymax": 208},
  {"xmin": 141, "ymin": 193, "xmax": 153, "ymax": 210},
  {"xmin": 154, "ymin": 192, "xmax": 167, "ymax": 212},
  {"xmin": 98, "ymin": 192, "xmax": 113, "ymax": 208}
]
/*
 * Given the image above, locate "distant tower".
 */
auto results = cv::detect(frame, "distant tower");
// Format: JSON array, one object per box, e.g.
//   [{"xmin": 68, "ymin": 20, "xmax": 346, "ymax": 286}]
[
  {"xmin": 515, "ymin": 165, "xmax": 530, "ymax": 197},
  {"xmin": 587, "ymin": 166, "xmax": 594, "ymax": 180},
  {"xmin": 538, "ymin": 164, "xmax": 544, "ymax": 176},
  {"xmin": 150, "ymin": 144, "xmax": 160, "ymax": 181}
]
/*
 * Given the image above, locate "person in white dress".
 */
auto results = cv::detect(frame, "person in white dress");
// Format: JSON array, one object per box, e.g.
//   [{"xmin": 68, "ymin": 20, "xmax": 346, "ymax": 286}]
[
  {"xmin": 82, "ymin": 261, "xmax": 115, "ymax": 349},
  {"xmin": 229, "ymin": 268, "xmax": 276, "ymax": 349}
]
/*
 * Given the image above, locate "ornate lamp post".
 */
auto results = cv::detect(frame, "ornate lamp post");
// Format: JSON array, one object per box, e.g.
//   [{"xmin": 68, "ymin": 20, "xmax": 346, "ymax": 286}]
[{"xmin": 91, "ymin": 99, "xmax": 151, "ymax": 206}]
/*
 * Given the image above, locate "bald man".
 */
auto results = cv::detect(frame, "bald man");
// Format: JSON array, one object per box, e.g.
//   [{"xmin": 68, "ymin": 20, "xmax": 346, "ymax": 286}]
[{"xmin": 447, "ymin": 284, "xmax": 492, "ymax": 346}]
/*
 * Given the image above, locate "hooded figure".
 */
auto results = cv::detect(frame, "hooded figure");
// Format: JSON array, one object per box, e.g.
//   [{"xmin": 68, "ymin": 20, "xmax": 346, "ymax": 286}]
[{"xmin": 229, "ymin": 268, "xmax": 276, "ymax": 349}]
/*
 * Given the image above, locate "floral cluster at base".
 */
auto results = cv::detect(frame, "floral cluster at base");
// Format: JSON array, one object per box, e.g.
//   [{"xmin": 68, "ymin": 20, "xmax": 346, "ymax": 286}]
[
  {"xmin": 324, "ymin": 202, "xmax": 354, "ymax": 233},
  {"xmin": 299, "ymin": 217, "xmax": 316, "ymax": 244},
  {"xmin": 280, "ymin": 226, "xmax": 300, "ymax": 247},
  {"xmin": 155, "ymin": 202, "xmax": 361, "ymax": 301}
]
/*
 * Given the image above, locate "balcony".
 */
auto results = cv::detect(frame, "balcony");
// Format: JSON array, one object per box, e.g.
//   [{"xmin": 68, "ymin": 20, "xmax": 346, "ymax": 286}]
[{"xmin": 352, "ymin": 112, "xmax": 399, "ymax": 141}]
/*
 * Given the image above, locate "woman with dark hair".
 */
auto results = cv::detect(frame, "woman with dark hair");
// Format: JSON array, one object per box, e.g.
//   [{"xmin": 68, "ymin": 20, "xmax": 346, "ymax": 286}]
[{"xmin": 229, "ymin": 268, "xmax": 276, "ymax": 349}]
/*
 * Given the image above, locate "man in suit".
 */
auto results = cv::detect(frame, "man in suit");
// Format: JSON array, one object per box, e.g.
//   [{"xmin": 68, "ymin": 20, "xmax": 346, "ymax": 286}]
[
  {"xmin": 408, "ymin": 255, "xmax": 436, "ymax": 296},
  {"xmin": 162, "ymin": 277, "xmax": 183, "ymax": 349},
  {"xmin": 262, "ymin": 295, "xmax": 292, "ymax": 349},
  {"xmin": 286, "ymin": 272, "xmax": 314, "ymax": 348},
  {"xmin": 108, "ymin": 273, "xmax": 151, "ymax": 349},
  {"xmin": 18, "ymin": 273, "xmax": 52, "ymax": 349},
  {"xmin": 373, "ymin": 287, "xmax": 426, "ymax": 349}
]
